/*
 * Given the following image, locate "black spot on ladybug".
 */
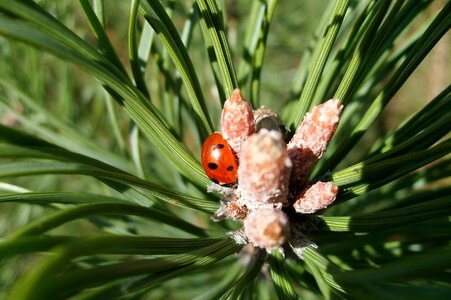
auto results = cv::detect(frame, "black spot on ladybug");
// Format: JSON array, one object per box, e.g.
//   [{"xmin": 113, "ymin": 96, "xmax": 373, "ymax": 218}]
[
  {"xmin": 212, "ymin": 179, "xmax": 219, "ymax": 184},
  {"xmin": 227, "ymin": 165, "xmax": 234, "ymax": 171},
  {"xmin": 215, "ymin": 143, "xmax": 225, "ymax": 149},
  {"xmin": 208, "ymin": 163, "xmax": 218, "ymax": 170}
]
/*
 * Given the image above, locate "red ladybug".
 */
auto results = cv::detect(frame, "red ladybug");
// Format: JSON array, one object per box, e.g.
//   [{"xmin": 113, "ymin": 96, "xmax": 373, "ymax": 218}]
[{"xmin": 201, "ymin": 132, "xmax": 238, "ymax": 186}]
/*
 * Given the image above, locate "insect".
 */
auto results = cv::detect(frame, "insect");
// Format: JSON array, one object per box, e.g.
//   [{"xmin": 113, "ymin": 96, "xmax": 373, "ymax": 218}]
[{"xmin": 201, "ymin": 132, "xmax": 238, "ymax": 186}]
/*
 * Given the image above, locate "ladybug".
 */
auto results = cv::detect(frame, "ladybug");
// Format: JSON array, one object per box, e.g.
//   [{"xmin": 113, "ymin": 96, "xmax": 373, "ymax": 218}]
[{"xmin": 201, "ymin": 132, "xmax": 238, "ymax": 186}]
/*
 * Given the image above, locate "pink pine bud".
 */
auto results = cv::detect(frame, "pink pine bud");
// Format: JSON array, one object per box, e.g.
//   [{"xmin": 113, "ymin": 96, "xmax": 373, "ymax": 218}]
[
  {"xmin": 293, "ymin": 181, "xmax": 338, "ymax": 214},
  {"xmin": 221, "ymin": 89, "xmax": 255, "ymax": 154},
  {"xmin": 244, "ymin": 207, "xmax": 290, "ymax": 249},
  {"xmin": 238, "ymin": 129, "xmax": 292, "ymax": 208},
  {"xmin": 288, "ymin": 99, "xmax": 343, "ymax": 188}
]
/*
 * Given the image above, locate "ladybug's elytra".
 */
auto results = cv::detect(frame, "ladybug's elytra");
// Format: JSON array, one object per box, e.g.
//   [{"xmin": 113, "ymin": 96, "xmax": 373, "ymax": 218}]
[{"xmin": 201, "ymin": 132, "xmax": 238, "ymax": 186}]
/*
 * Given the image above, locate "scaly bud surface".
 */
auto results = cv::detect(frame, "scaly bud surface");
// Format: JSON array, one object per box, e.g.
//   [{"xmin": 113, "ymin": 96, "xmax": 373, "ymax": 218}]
[
  {"xmin": 238, "ymin": 129, "xmax": 292, "ymax": 208},
  {"xmin": 288, "ymin": 99, "xmax": 343, "ymax": 188},
  {"xmin": 293, "ymin": 181, "xmax": 338, "ymax": 214},
  {"xmin": 244, "ymin": 207, "xmax": 290, "ymax": 249},
  {"xmin": 221, "ymin": 89, "xmax": 255, "ymax": 155}
]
